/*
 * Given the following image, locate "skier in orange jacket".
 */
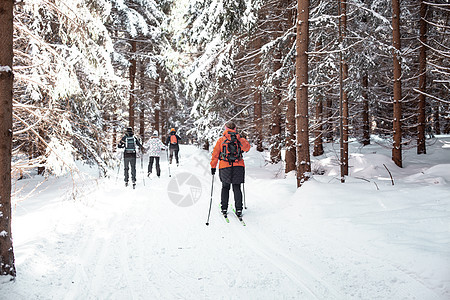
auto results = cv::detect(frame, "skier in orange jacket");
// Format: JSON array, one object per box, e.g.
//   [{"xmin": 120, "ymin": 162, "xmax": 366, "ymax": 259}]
[{"xmin": 210, "ymin": 121, "xmax": 250, "ymax": 217}]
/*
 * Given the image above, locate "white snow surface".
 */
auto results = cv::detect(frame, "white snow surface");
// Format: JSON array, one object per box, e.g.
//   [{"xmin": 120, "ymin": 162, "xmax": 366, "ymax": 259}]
[{"xmin": 3, "ymin": 136, "xmax": 450, "ymax": 299}]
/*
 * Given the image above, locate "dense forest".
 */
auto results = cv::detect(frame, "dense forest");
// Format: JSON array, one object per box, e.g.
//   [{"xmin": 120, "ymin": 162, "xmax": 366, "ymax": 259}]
[{"xmin": 1, "ymin": 0, "xmax": 449, "ymax": 277}]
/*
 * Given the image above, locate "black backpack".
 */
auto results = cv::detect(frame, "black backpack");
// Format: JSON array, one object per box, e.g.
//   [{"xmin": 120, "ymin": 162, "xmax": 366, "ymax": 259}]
[
  {"xmin": 125, "ymin": 136, "xmax": 136, "ymax": 153},
  {"xmin": 220, "ymin": 132, "xmax": 242, "ymax": 164}
]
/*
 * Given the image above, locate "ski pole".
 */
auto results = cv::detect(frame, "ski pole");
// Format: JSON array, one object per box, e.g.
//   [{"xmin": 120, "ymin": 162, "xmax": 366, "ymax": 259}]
[
  {"xmin": 141, "ymin": 150, "xmax": 145, "ymax": 186},
  {"xmin": 205, "ymin": 174, "xmax": 215, "ymax": 226},
  {"xmin": 115, "ymin": 159, "xmax": 122, "ymax": 183},
  {"xmin": 243, "ymin": 183, "xmax": 247, "ymax": 209},
  {"xmin": 166, "ymin": 146, "xmax": 171, "ymax": 177}
]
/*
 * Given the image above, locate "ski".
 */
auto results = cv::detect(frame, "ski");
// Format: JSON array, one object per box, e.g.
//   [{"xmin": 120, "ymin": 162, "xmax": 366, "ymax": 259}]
[
  {"xmin": 223, "ymin": 213, "xmax": 230, "ymax": 223},
  {"xmin": 231, "ymin": 207, "xmax": 246, "ymax": 226}
]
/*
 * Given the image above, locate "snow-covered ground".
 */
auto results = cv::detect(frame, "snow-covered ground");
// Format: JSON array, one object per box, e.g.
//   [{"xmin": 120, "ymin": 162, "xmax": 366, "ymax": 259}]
[{"xmin": 2, "ymin": 136, "xmax": 450, "ymax": 299}]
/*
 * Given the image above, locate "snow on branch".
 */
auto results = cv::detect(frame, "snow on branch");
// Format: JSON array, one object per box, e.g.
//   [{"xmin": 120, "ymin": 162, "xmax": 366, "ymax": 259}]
[{"xmin": 413, "ymin": 88, "xmax": 450, "ymax": 104}]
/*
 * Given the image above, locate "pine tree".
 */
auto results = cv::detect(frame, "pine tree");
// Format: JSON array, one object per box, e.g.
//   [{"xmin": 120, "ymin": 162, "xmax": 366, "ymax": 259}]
[
  {"xmin": 295, "ymin": 0, "xmax": 311, "ymax": 187},
  {"xmin": 0, "ymin": 0, "xmax": 16, "ymax": 278}
]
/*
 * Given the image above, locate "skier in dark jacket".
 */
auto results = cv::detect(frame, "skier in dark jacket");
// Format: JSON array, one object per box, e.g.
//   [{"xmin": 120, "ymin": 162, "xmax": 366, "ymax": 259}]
[
  {"xmin": 210, "ymin": 121, "xmax": 250, "ymax": 217},
  {"xmin": 118, "ymin": 127, "xmax": 143, "ymax": 188},
  {"xmin": 165, "ymin": 128, "xmax": 181, "ymax": 166}
]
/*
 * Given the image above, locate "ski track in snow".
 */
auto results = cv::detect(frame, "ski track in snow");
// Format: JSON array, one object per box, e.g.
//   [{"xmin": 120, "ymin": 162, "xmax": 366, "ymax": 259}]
[{"xmin": 4, "ymin": 143, "xmax": 450, "ymax": 299}]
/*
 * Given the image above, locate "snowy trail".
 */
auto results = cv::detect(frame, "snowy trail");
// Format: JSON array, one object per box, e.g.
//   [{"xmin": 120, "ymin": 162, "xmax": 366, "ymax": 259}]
[{"xmin": 4, "ymin": 143, "xmax": 450, "ymax": 299}]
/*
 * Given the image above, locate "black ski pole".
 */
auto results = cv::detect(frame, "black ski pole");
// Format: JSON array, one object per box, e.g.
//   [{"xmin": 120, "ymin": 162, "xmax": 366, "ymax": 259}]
[
  {"xmin": 243, "ymin": 182, "xmax": 247, "ymax": 209},
  {"xmin": 205, "ymin": 174, "xmax": 215, "ymax": 226}
]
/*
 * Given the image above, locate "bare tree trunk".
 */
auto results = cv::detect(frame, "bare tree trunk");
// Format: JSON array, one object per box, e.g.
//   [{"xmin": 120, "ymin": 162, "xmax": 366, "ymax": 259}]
[
  {"xmin": 361, "ymin": 74, "xmax": 370, "ymax": 145},
  {"xmin": 295, "ymin": 0, "xmax": 311, "ymax": 187},
  {"xmin": 285, "ymin": 95, "xmax": 296, "ymax": 173},
  {"xmin": 417, "ymin": 0, "xmax": 427, "ymax": 154},
  {"xmin": 434, "ymin": 103, "xmax": 441, "ymax": 134},
  {"xmin": 154, "ymin": 74, "xmax": 160, "ymax": 135},
  {"xmin": 285, "ymin": 3, "xmax": 296, "ymax": 174},
  {"xmin": 112, "ymin": 103, "xmax": 117, "ymax": 151},
  {"xmin": 313, "ymin": 99, "xmax": 324, "ymax": 156},
  {"xmin": 338, "ymin": 0, "xmax": 349, "ymax": 180},
  {"xmin": 129, "ymin": 40, "xmax": 137, "ymax": 129},
  {"xmin": 313, "ymin": 39, "xmax": 324, "ymax": 157},
  {"xmin": 138, "ymin": 61, "xmax": 145, "ymax": 142},
  {"xmin": 253, "ymin": 36, "xmax": 264, "ymax": 152},
  {"xmin": 0, "ymin": 0, "xmax": 16, "ymax": 278},
  {"xmin": 325, "ymin": 96, "xmax": 333, "ymax": 142},
  {"xmin": 392, "ymin": 0, "xmax": 403, "ymax": 167},
  {"xmin": 37, "ymin": 126, "xmax": 45, "ymax": 175},
  {"xmin": 270, "ymin": 47, "xmax": 282, "ymax": 163},
  {"xmin": 159, "ymin": 72, "xmax": 166, "ymax": 143}
]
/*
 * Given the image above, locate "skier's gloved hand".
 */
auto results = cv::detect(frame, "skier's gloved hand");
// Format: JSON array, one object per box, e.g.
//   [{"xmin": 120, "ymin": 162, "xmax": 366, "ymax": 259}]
[{"xmin": 211, "ymin": 168, "xmax": 216, "ymax": 175}]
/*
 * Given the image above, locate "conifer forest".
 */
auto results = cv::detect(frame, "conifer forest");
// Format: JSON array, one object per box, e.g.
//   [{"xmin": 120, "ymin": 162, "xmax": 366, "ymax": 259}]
[{"xmin": 0, "ymin": 0, "xmax": 449, "ymax": 280}]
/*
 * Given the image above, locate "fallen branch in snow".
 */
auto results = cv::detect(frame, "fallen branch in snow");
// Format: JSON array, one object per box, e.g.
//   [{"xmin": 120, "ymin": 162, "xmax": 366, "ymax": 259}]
[
  {"xmin": 354, "ymin": 177, "xmax": 370, "ymax": 183},
  {"xmin": 383, "ymin": 164, "xmax": 394, "ymax": 186},
  {"xmin": 373, "ymin": 181, "xmax": 380, "ymax": 190}
]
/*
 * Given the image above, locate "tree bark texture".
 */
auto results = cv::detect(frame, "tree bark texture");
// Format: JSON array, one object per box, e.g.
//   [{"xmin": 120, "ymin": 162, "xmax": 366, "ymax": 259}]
[
  {"xmin": 154, "ymin": 73, "xmax": 160, "ymax": 136},
  {"xmin": 284, "ymin": 3, "xmax": 296, "ymax": 174},
  {"xmin": 313, "ymin": 99, "xmax": 324, "ymax": 156},
  {"xmin": 253, "ymin": 36, "xmax": 264, "ymax": 152},
  {"xmin": 139, "ymin": 61, "xmax": 145, "ymax": 142},
  {"xmin": 361, "ymin": 74, "xmax": 370, "ymax": 145},
  {"xmin": 392, "ymin": 0, "xmax": 403, "ymax": 167},
  {"xmin": 129, "ymin": 40, "xmax": 137, "ymax": 129},
  {"xmin": 417, "ymin": 0, "xmax": 427, "ymax": 155},
  {"xmin": 325, "ymin": 96, "xmax": 333, "ymax": 142},
  {"xmin": 270, "ymin": 46, "xmax": 282, "ymax": 163},
  {"xmin": 339, "ymin": 0, "xmax": 349, "ymax": 179},
  {"xmin": 0, "ymin": 0, "xmax": 16, "ymax": 278},
  {"xmin": 434, "ymin": 103, "xmax": 441, "ymax": 134},
  {"xmin": 295, "ymin": 0, "xmax": 311, "ymax": 187},
  {"xmin": 285, "ymin": 95, "xmax": 296, "ymax": 173}
]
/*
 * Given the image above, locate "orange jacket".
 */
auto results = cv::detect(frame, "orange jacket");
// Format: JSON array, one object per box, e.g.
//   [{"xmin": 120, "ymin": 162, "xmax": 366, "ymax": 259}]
[{"xmin": 210, "ymin": 129, "xmax": 251, "ymax": 169}]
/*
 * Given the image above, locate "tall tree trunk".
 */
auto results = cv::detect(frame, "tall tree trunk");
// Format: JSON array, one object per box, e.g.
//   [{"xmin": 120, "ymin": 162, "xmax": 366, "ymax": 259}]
[
  {"xmin": 270, "ymin": 47, "xmax": 282, "ymax": 163},
  {"xmin": 129, "ymin": 40, "xmax": 137, "ymax": 130},
  {"xmin": 338, "ymin": 0, "xmax": 349, "ymax": 180},
  {"xmin": 313, "ymin": 99, "xmax": 324, "ymax": 156},
  {"xmin": 284, "ymin": 3, "xmax": 296, "ymax": 174},
  {"xmin": 313, "ymin": 39, "xmax": 324, "ymax": 157},
  {"xmin": 392, "ymin": 0, "xmax": 403, "ymax": 167},
  {"xmin": 295, "ymin": 0, "xmax": 311, "ymax": 187},
  {"xmin": 325, "ymin": 96, "xmax": 333, "ymax": 142},
  {"xmin": 417, "ymin": 0, "xmax": 427, "ymax": 154},
  {"xmin": 37, "ymin": 126, "xmax": 45, "ymax": 175},
  {"xmin": 0, "ymin": 0, "xmax": 16, "ymax": 278},
  {"xmin": 139, "ymin": 61, "xmax": 145, "ymax": 142},
  {"xmin": 159, "ymin": 72, "xmax": 166, "ymax": 143},
  {"xmin": 285, "ymin": 95, "xmax": 296, "ymax": 173},
  {"xmin": 112, "ymin": 109, "xmax": 117, "ymax": 152},
  {"xmin": 253, "ymin": 36, "xmax": 263, "ymax": 152},
  {"xmin": 154, "ymin": 73, "xmax": 160, "ymax": 135},
  {"xmin": 434, "ymin": 103, "xmax": 441, "ymax": 134},
  {"xmin": 361, "ymin": 74, "xmax": 370, "ymax": 145}
]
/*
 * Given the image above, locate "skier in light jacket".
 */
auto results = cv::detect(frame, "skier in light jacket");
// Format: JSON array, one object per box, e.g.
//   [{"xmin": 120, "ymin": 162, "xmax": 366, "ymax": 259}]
[{"xmin": 146, "ymin": 130, "xmax": 166, "ymax": 178}]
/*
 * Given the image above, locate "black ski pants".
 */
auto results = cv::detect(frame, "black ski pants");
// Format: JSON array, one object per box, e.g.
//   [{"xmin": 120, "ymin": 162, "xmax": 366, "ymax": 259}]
[
  {"xmin": 124, "ymin": 156, "xmax": 137, "ymax": 183},
  {"xmin": 221, "ymin": 183, "xmax": 243, "ymax": 211},
  {"xmin": 148, "ymin": 156, "xmax": 161, "ymax": 177},
  {"xmin": 169, "ymin": 149, "xmax": 179, "ymax": 164}
]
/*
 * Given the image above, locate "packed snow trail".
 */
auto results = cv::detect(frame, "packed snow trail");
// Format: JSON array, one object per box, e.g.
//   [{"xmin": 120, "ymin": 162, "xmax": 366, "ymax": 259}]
[{"xmin": 4, "ymin": 142, "xmax": 450, "ymax": 299}]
